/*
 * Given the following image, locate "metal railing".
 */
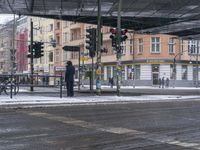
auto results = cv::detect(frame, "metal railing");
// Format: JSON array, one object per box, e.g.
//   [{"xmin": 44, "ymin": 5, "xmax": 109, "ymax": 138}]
[{"xmin": 0, "ymin": 74, "xmax": 64, "ymax": 98}]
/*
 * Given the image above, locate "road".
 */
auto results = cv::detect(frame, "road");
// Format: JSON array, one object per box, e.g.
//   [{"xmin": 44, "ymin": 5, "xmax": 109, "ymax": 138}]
[{"xmin": 0, "ymin": 100, "xmax": 200, "ymax": 150}]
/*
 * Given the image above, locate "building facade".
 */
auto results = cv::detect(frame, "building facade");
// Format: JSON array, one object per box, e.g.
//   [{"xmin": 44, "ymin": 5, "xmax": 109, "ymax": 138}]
[
  {"xmin": 0, "ymin": 21, "xmax": 14, "ymax": 74},
  {"xmin": 1, "ymin": 16, "xmax": 198, "ymax": 87},
  {"xmin": 16, "ymin": 16, "xmax": 29, "ymax": 74}
]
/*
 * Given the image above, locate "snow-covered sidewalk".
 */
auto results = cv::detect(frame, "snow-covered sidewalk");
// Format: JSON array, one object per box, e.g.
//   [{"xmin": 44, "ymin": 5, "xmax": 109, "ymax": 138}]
[{"xmin": 0, "ymin": 95, "xmax": 200, "ymax": 106}]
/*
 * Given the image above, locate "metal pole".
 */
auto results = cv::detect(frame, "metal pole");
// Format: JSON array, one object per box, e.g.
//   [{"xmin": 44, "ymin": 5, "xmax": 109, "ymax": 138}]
[
  {"xmin": 60, "ymin": 76, "xmax": 62, "ymax": 98},
  {"xmin": 78, "ymin": 49, "xmax": 81, "ymax": 91},
  {"xmin": 92, "ymin": 56, "xmax": 94, "ymax": 91},
  {"xmin": 116, "ymin": 0, "xmax": 122, "ymax": 96},
  {"xmin": 130, "ymin": 32, "xmax": 135, "ymax": 88},
  {"xmin": 173, "ymin": 58, "xmax": 176, "ymax": 88},
  {"xmin": 96, "ymin": 0, "xmax": 102, "ymax": 95},
  {"xmin": 196, "ymin": 41, "xmax": 199, "ymax": 88},
  {"xmin": 10, "ymin": 14, "xmax": 16, "ymax": 99},
  {"xmin": 30, "ymin": 19, "xmax": 34, "ymax": 91}
]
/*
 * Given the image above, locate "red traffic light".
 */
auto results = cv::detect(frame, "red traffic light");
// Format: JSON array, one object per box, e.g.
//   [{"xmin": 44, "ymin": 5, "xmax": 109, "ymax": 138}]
[
  {"xmin": 121, "ymin": 29, "xmax": 128, "ymax": 35},
  {"xmin": 110, "ymin": 28, "xmax": 116, "ymax": 34}
]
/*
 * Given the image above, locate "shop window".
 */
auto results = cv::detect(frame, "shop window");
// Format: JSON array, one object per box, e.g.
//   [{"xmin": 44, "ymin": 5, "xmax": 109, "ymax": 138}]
[
  {"xmin": 127, "ymin": 65, "xmax": 133, "ymax": 79},
  {"xmin": 182, "ymin": 65, "xmax": 187, "ymax": 80},
  {"xmin": 135, "ymin": 65, "xmax": 140, "ymax": 80}
]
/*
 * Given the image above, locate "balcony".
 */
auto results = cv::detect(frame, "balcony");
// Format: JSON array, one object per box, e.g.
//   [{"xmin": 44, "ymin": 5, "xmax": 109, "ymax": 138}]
[{"xmin": 69, "ymin": 37, "xmax": 84, "ymax": 46}]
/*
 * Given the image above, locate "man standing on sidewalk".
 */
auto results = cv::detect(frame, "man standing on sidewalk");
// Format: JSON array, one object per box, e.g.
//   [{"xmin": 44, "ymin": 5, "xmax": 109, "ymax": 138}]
[{"xmin": 65, "ymin": 61, "xmax": 75, "ymax": 97}]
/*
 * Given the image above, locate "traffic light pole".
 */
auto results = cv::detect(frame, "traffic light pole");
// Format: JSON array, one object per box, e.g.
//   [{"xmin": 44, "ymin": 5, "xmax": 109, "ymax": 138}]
[
  {"xmin": 116, "ymin": 0, "xmax": 122, "ymax": 96},
  {"xmin": 30, "ymin": 19, "xmax": 34, "ymax": 91},
  {"xmin": 96, "ymin": 0, "xmax": 102, "ymax": 95}
]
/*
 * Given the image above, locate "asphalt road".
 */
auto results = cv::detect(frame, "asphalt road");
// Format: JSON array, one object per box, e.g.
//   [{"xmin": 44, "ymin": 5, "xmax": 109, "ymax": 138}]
[{"xmin": 1, "ymin": 100, "xmax": 200, "ymax": 150}]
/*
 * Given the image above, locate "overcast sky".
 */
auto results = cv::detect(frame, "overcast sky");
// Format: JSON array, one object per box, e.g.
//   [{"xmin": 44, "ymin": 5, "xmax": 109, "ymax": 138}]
[{"xmin": 0, "ymin": 14, "xmax": 15, "ymax": 24}]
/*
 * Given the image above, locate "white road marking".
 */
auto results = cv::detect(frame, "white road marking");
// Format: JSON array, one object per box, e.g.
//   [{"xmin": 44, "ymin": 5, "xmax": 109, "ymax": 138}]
[{"xmin": 21, "ymin": 111, "xmax": 200, "ymax": 149}]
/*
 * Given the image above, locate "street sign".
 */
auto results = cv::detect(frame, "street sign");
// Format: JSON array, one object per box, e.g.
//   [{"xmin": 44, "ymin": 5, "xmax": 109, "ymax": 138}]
[{"xmin": 62, "ymin": 46, "xmax": 80, "ymax": 52}]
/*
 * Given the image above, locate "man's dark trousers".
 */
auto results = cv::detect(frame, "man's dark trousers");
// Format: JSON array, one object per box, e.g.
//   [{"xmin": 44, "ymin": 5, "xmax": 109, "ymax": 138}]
[{"xmin": 66, "ymin": 81, "xmax": 74, "ymax": 97}]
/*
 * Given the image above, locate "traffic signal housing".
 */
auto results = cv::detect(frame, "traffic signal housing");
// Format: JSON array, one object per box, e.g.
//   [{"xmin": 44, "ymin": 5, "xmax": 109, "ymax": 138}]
[
  {"xmin": 121, "ymin": 29, "xmax": 128, "ymax": 42},
  {"xmin": 86, "ymin": 28, "xmax": 96, "ymax": 58},
  {"xmin": 34, "ymin": 42, "xmax": 44, "ymax": 58},
  {"xmin": 110, "ymin": 28, "xmax": 116, "ymax": 48},
  {"xmin": 27, "ymin": 42, "xmax": 44, "ymax": 58}
]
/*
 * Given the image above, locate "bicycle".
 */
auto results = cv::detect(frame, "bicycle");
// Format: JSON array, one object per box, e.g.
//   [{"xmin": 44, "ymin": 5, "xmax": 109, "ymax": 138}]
[{"xmin": 0, "ymin": 78, "xmax": 19, "ymax": 95}]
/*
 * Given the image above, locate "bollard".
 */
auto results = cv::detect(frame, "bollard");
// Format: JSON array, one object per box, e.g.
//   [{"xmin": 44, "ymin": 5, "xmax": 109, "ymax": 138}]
[
  {"xmin": 60, "ymin": 76, "xmax": 62, "ymax": 98},
  {"xmin": 10, "ymin": 74, "xmax": 13, "ymax": 99}
]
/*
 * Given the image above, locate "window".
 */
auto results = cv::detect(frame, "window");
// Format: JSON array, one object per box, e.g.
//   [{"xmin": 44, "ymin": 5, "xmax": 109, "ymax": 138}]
[
  {"xmin": 182, "ymin": 65, "xmax": 187, "ymax": 80},
  {"xmin": 181, "ymin": 39, "xmax": 184, "ymax": 53},
  {"xmin": 151, "ymin": 37, "xmax": 160, "ymax": 53},
  {"xmin": 169, "ymin": 38, "xmax": 175, "ymax": 53},
  {"xmin": 49, "ymin": 24, "xmax": 53, "ymax": 31},
  {"xmin": 121, "ymin": 41, "xmax": 126, "ymax": 54},
  {"xmin": 135, "ymin": 65, "xmax": 140, "ymax": 80},
  {"xmin": 138, "ymin": 38, "xmax": 143, "ymax": 54},
  {"xmin": 56, "ymin": 35, "xmax": 60, "ymax": 45},
  {"xmin": 188, "ymin": 40, "xmax": 198, "ymax": 54},
  {"xmin": 152, "ymin": 64, "xmax": 159, "ymax": 72},
  {"xmin": 113, "ymin": 66, "xmax": 117, "ymax": 78},
  {"xmin": 122, "ymin": 66, "xmax": 125, "ymax": 80},
  {"xmin": 55, "ymin": 50, "xmax": 59, "ymax": 63},
  {"xmin": 63, "ymin": 21, "xmax": 68, "ymax": 28},
  {"xmin": 49, "ymin": 51, "xmax": 53, "ymax": 62},
  {"xmin": 107, "ymin": 66, "xmax": 111, "ymax": 79},
  {"xmin": 56, "ymin": 22, "xmax": 60, "ymax": 30},
  {"xmin": 193, "ymin": 66, "xmax": 198, "ymax": 81},
  {"xmin": 130, "ymin": 39, "xmax": 133, "ymax": 54},
  {"xmin": 127, "ymin": 65, "xmax": 133, "ymax": 79},
  {"xmin": 63, "ymin": 32, "xmax": 68, "ymax": 43}
]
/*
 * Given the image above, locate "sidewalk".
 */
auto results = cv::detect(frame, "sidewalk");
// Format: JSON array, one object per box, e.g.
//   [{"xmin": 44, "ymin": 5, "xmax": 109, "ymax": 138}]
[
  {"xmin": 78, "ymin": 85, "xmax": 200, "ymax": 95},
  {"xmin": 0, "ymin": 86, "xmax": 199, "ymax": 108},
  {"xmin": 1, "ymin": 94, "xmax": 200, "ymax": 108}
]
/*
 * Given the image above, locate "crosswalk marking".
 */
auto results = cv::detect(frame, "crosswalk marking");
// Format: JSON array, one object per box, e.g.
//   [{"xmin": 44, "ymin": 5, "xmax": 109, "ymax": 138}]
[{"xmin": 21, "ymin": 111, "xmax": 200, "ymax": 149}]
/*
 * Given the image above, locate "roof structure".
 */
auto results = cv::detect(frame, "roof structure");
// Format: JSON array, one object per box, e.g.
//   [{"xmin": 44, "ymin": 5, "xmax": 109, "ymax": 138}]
[{"xmin": 1, "ymin": 0, "xmax": 200, "ymax": 38}]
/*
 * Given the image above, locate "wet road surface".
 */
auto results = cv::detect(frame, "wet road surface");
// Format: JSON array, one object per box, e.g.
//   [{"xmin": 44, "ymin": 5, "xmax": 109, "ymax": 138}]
[{"xmin": 0, "ymin": 100, "xmax": 200, "ymax": 149}]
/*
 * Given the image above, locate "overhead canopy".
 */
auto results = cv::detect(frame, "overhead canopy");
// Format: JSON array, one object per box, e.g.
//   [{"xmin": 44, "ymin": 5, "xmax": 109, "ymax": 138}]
[{"xmin": 1, "ymin": 0, "xmax": 200, "ymax": 38}]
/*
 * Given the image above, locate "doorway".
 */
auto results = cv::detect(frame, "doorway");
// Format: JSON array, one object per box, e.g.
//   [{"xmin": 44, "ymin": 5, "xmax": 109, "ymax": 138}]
[{"xmin": 152, "ymin": 64, "xmax": 159, "ymax": 85}]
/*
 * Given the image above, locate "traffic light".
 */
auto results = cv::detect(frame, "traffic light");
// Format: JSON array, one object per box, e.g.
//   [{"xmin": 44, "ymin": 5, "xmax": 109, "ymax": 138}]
[
  {"xmin": 110, "ymin": 28, "xmax": 116, "ymax": 47},
  {"xmin": 86, "ymin": 28, "xmax": 96, "ymax": 58},
  {"xmin": 121, "ymin": 29, "xmax": 128, "ymax": 42},
  {"xmin": 27, "ymin": 43, "xmax": 36, "ymax": 58},
  {"xmin": 34, "ymin": 42, "xmax": 44, "ymax": 58},
  {"xmin": 28, "ymin": 42, "xmax": 44, "ymax": 58}
]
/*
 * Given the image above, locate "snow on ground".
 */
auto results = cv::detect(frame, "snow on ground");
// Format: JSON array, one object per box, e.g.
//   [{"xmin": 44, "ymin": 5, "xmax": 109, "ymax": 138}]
[
  {"xmin": 83, "ymin": 85, "xmax": 200, "ymax": 90},
  {"xmin": 0, "ymin": 95, "xmax": 200, "ymax": 106}
]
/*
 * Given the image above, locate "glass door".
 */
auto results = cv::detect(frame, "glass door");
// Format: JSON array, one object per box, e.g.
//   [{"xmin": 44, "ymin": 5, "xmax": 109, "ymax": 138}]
[{"xmin": 152, "ymin": 64, "xmax": 159, "ymax": 85}]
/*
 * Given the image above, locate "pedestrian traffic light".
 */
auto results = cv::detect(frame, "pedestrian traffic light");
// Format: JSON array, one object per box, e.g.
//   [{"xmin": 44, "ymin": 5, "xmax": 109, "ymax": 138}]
[
  {"xmin": 86, "ymin": 28, "xmax": 96, "ymax": 58},
  {"xmin": 34, "ymin": 42, "xmax": 44, "ymax": 58}
]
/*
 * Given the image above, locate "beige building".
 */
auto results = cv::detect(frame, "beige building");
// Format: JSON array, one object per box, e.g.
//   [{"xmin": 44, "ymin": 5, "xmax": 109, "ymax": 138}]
[
  {"xmin": 28, "ymin": 17, "xmax": 55, "ymax": 76},
  {"xmin": 0, "ymin": 21, "xmax": 14, "ymax": 74},
  {"xmin": 60, "ymin": 22, "xmax": 200, "ymax": 87}
]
